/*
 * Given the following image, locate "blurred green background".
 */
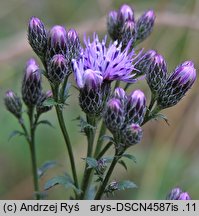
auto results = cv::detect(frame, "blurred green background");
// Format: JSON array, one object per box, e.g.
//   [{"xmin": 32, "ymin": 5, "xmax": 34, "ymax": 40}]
[{"xmin": 0, "ymin": 0, "xmax": 199, "ymax": 199}]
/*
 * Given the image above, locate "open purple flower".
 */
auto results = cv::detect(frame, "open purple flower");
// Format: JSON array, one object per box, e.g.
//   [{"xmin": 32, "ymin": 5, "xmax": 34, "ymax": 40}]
[{"xmin": 72, "ymin": 33, "xmax": 138, "ymax": 86}]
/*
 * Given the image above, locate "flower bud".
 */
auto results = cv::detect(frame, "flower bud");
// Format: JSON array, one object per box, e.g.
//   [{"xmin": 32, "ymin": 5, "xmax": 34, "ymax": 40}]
[
  {"xmin": 48, "ymin": 54, "xmax": 69, "ymax": 84},
  {"xmin": 136, "ymin": 9, "xmax": 155, "ymax": 43},
  {"xmin": 104, "ymin": 98, "xmax": 125, "ymax": 133},
  {"xmin": 166, "ymin": 187, "xmax": 191, "ymax": 200},
  {"xmin": 79, "ymin": 69, "xmax": 104, "ymax": 115},
  {"xmin": 36, "ymin": 90, "xmax": 53, "ymax": 114},
  {"xmin": 118, "ymin": 4, "xmax": 134, "ymax": 23},
  {"xmin": 67, "ymin": 29, "xmax": 82, "ymax": 61},
  {"xmin": 135, "ymin": 50, "xmax": 157, "ymax": 75},
  {"xmin": 145, "ymin": 53, "xmax": 167, "ymax": 94},
  {"xmin": 120, "ymin": 21, "xmax": 136, "ymax": 49},
  {"xmin": 28, "ymin": 17, "xmax": 47, "ymax": 59},
  {"xmin": 46, "ymin": 25, "xmax": 67, "ymax": 60},
  {"xmin": 125, "ymin": 90, "xmax": 146, "ymax": 125},
  {"xmin": 157, "ymin": 61, "xmax": 196, "ymax": 109},
  {"xmin": 4, "ymin": 90, "xmax": 22, "ymax": 119},
  {"xmin": 22, "ymin": 58, "xmax": 42, "ymax": 107},
  {"xmin": 107, "ymin": 11, "xmax": 119, "ymax": 41},
  {"xmin": 121, "ymin": 123, "xmax": 143, "ymax": 147},
  {"xmin": 112, "ymin": 87, "xmax": 127, "ymax": 101},
  {"xmin": 178, "ymin": 192, "xmax": 191, "ymax": 200}
]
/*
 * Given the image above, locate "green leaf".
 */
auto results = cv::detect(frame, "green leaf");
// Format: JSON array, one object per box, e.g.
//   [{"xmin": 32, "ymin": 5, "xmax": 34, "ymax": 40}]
[
  {"xmin": 37, "ymin": 160, "xmax": 58, "ymax": 178},
  {"xmin": 8, "ymin": 130, "xmax": 26, "ymax": 141},
  {"xmin": 118, "ymin": 160, "xmax": 128, "ymax": 170},
  {"xmin": 42, "ymin": 98, "xmax": 58, "ymax": 107},
  {"xmin": 122, "ymin": 153, "xmax": 137, "ymax": 163},
  {"xmin": 83, "ymin": 157, "xmax": 98, "ymax": 169},
  {"xmin": 102, "ymin": 156, "xmax": 114, "ymax": 163},
  {"xmin": 153, "ymin": 113, "xmax": 170, "ymax": 125},
  {"xmin": 37, "ymin": 120, "xmax": 54, "ymax": 128},
  {"xmin": 117, "ymin": 180, "xmax": 137, "ymax": 191},
  {"xmin": 99, "ymin": 135, "xmax": 114, "ymax": 143},
  {"xmin": 44, "ymin": 174, "xmax": 80, "ymax": 193}
]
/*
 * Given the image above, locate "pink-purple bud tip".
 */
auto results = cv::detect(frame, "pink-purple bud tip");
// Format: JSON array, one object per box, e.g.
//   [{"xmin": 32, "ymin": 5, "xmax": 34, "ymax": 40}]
[
  {"xmin": 25, "ymin": 58, "xmax": 39, "ymax": 80},
  {"xmin": 118, "ymin": 4, "xmax": 134, "ymax": 22}
]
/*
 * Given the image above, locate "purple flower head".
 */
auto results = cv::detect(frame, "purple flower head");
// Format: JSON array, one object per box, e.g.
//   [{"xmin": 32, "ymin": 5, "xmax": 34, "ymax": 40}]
[
  {"xmin": 28, "ymin": 17, "xmax": 47, "ymax": 58},
  {"xmin": 104, "ymin": 98, "xmax": 125, "ymax": 133},
  {"xmin": 107, "ymin": 10, "xmax": 120, "ymax": 41},
  {"xmin": 67, "ymin": 28, "xmax": 82, "ymax": 61},
  {"xmin": 46, "ymin": 25, "xmax": 67, "ymax": 60},
  {"xmin": 24, "ymin": 58, "xmax": 40, "ymax": 81},
  {"xmin": 145, "ymin": 52, "xmax": 167, "ymax": 93},
  {"xmin": 121, "ymin": 123, "xmax": 143, "ymax": 147},
  {"xmin": 4, "ymin": 90, "xmax": 22, "ymax": 119},
  {"xmin": 178, "ymin": 192, "xmax": 191, "ymax": 200},
  {"xmin": 118, "ymin": 4, "xmax": 134, "ymax": 23},
  {"xmin": 170, "ymin": 61, "xmax": 196, "ymax": 87},
  {"xmin": 83, "ymin": 69, "xmax": 103, "ymax": 91},
  {"xmin": 68, "ymin": 29, "xmax": 78, "ymax": 42},
  {"xmin": 125, "ymin": 89, "xmax": 146, "ymax": 125},
  {"xmin": 22, "ymin": 58, "xmax": 42, "ymax": 107},
  {"xmin": 158, "ymin": 60, "xmax": 196, "ymax": 109},
  {"xmin": 73, "ymin": 34, "xmax": 138, "ymax": 86},
  {"xmin": 48, "ymin": 54, "xmax": 69, "ymax": 84},
  {"xmin": 112, "ymin": 87, "xmax": 127, "ymax": 101},
  {"xmin": 166, "ymin": 187, "xmax": 191, "ymax": 200}
]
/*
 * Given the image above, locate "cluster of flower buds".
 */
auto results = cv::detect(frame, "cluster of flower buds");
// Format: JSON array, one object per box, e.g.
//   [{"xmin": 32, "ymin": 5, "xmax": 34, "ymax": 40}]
[
  {"xmin": 107, "ymin": 4, "xmax": 155, "ymax": 48},
  {"xmin": 72, "ymin": 34, "xmax": 139, "ymax": 116},
  {"xmin": 137, "ymin": 50, "xmax": 196, "ymax": 109},
  {"xmin": 4, "ymin": 90, "xmax": 22, "ymax": 119},
  {"xmin": 28, "ymin": 17, "xmax": 81, "ymax": 85},
  {"xmin": 166, "ymin": 187, "xmax": 191, "ymax": 200},
  {"xmin": 103, "ymin": 87, "xmax": 146, "ymax": 150}
]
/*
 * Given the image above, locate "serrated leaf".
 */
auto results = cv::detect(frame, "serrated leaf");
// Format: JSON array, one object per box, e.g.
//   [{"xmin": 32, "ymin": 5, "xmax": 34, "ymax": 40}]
[
  {"xmin": 37, "ymin": 120, "xmax": 54, "ymax": 128},
  {"xmin": 83, "ymin": 157, "xmax": 98, "ymax": 169},
  {"xmin": 99, "ymin": 135, "xmax": 114, "ymax": 143},
  {"xmin": 8, "ymin": 130, "xmax": 26, "ymax": 141},
  {"xmin": 37, "ymin": 160, "xmax": 58, "ymax": 178},
  {"xmin": 122, "ymin": 153, "xmax": 137, "ymax": 163},
  {"xmin": 44, "ymin": 174, "xmax": 74, "ymax": 191},
  {"xmin": 118, "ymin": 160, "xmax": 128, "ymax": 170},
  {"xmin": 42, "ymin": 98, "xmax": 58, "ymax": 107},
  {"xmin": 117, "ymin": 180, "xmax": 137, "ymax": 191}
]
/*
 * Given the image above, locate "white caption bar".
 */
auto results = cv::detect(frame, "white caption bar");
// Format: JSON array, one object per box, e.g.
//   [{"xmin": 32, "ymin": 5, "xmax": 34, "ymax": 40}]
[{"xmin": 0, "ymin": 200, "xmax": 198, "ymax": 216}]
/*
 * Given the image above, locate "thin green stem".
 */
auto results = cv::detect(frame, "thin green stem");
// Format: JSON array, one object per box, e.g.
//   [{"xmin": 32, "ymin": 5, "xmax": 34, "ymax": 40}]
[
  {"xmin": 94, "ymin": 150, "xmax": 122, "ymax": 200},
  {"xmin": 142, "ymin": 93, "xmax": 156, "ymax": 125},
  {"xmin": 94, "ymin": 121, "xmax": 106, "ymax": 158},
  {"xmin": 28, "ymin": 106, "xmax": 40, "ymax": 200},
  {"xmin": 51, "ymin": 85, "xmax": 79, "ymax": 196},
  {"xmin": 80, "ymin": 114, "xmax": 96, "ymax": 199},
  {"xmin": 96, "ymin": 142, "xmax": 113, "ymax": 160}
]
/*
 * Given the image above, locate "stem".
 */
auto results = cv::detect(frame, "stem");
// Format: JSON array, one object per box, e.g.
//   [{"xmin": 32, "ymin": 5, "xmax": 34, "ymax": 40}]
[
  {"xmin": 28, "ymin": 106, "xmax": 40, "ymax": 200},
  {"xmin": 96, "ymin": 142, "xmax": 113, "ymax": 160},
  {"xmin": 94, "ymin": 121, "xmax": 107, "ymax": 158},
  {"xmin": 95, "ymin": 150, "xmax": 122, "ymax": 200},
  {"xmin": 80, "ymin": 114, "xmax": 96, "ymax": 199},
  {"xmin": 142, "ymin": 93, "xmax": 156, "ymax": 125},
  {"xmin": 51, "ymin": 85, "xmax": 79, "ymax": 195}
]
